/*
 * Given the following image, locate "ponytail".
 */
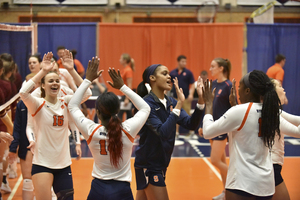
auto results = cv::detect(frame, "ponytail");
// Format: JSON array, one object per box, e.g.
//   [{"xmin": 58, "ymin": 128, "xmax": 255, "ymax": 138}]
[
  {"xmin": 214, "ymin": 58, "xmax": 231, "ymax": 80},
  {"xmin": 95, "ymin": 92, "xmax": 123, "ymax": 168},
  {"xmin": 107, "ymin": 115, "xmax": 123, "ymax": 168},
  {"xmin": 248, "ymin": 70, "xmax": 281, "ymax": 149}
]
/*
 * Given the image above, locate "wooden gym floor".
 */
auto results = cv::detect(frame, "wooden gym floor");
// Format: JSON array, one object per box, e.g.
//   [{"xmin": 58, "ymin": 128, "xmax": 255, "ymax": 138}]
[{"xmin": 3, "ymin": 136, "xmax": 300, "ymax": 200}]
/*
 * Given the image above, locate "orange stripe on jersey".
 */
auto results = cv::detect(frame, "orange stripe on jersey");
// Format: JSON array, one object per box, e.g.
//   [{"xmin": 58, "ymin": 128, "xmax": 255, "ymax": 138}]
[
  {"xmin": 122, "ymin": 128, "xmax": 134, "ymax": 143},
  {"xmin": 31, "ymin": 101, "xmax": 46, "ymax": 117},
  {"xmin": 61, "ymin": 89, "xmax": 67, "ymax": 95},
  {"xmin": 87, "ymin": 125, "xmax": 102, "ymax": 145},
  {"xmin": 225, "ymin": 81, "xmax": 230, "ymax": 86},
  {"xmin": 237, "ymin": 102, "xmax": 253, "ymax": 131}
]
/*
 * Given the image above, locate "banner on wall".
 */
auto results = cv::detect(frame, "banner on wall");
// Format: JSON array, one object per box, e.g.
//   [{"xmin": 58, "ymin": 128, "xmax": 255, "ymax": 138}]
[
  {"xmin": 13, "ymin": 0, "xmax": 108, "ymax": 5},
  {"xmin": 126, "ymin": 0, "xmax": 219, "ymax": 5},
  {"xmin": 237, "ymin": 0, "xmax": 300, "ymax": 6}
]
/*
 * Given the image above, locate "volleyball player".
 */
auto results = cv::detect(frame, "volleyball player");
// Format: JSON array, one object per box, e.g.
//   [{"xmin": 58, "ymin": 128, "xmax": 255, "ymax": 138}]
[
  {"xmin": 68, "ymin": 57, "xmax": 150, "ymax": 200},
  {"xmin": 134, "ymin": 64, "xmax": 205, "ymax": 200},
  {"xmin": 19, "ymin": 52, "xmax": 91, "ymax": 200},
  {"xmin": 203, "ymin": 70, "xmax": 280, "ymax": 199}
]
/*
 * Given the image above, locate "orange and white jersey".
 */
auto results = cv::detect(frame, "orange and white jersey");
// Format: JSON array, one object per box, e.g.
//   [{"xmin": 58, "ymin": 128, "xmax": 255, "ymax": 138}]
[
  {"xmin": 273, "ymin": 111, "xmax": 300, "ymax": 166},
  {"xmin": 59, "ymin": 68, "xmax": 77, "ymax": 92},
  {"xmin": 203, "ymin": 102, "xmax": 274, "ymax": 196},
  {"xmin": 27, "ymin": 85, "xmax": 83, "ymax": 145},
  {"xmin": 68, "ymin": 80, "xmax": 150, "ymax": 182}
]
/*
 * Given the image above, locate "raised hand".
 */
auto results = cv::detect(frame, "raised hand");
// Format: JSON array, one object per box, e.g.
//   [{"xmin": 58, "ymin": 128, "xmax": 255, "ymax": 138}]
[
  {"xmin": 40, "ymin": 52, "xmax": 54, "ymax": 72},
  {"xmin": 107, "ymin": 68, "xmax": 124, "ymax": 90},
  {"xmin": 86, "ymin": 57, "xmax": 103, "ymax": 82},
  {"xmin": 202, "ymin": 79, "xmax": 215, "ymax": 106},
  {"xmin": 196, "ymin": 76, "xmax": 204, "ymax": 97},
  {"xmin": 173, "ymin": 77, "xmax": 185, "ymax": 103},
  {"xmin": 61, "ymin": 49, "xmax": 74, "ymax": 71},
  {"xmin": 229, "ymin": 78, "xmax": 238, "ymax": 107}
]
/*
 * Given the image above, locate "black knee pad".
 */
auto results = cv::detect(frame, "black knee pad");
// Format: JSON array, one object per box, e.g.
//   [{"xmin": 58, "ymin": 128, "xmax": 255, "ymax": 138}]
[{"xmin": 57, "ymin": 188, "xmax": 74, "ymax": 200}]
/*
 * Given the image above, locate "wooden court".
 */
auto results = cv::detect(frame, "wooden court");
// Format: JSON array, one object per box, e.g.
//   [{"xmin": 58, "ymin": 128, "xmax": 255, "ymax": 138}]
[{"xmin": 2, "ymin": 157, "xmax": 300, "ymax": 200}]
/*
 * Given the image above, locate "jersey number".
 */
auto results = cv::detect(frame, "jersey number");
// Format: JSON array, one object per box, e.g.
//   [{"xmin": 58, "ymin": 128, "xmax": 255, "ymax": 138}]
[
  {"xmin": 258, "ymin": 117, "xmax": 262, "ymax": 137},
  {"xmin": 99, "ymin": 140, "xmax": 108, "ymax": 155},
  {"xmin": 53, "ymin": 115, "xmax": 64, "ymax": 126}
]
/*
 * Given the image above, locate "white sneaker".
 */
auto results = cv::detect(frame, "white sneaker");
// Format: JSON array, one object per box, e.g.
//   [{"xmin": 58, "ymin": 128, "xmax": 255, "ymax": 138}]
[
  {"xmin": 1, "ymin": 182, "xmax": 11, "ymax": 193},
  {"xmin": 212, "ymin": 190, "xmax": 225, "ymax": 200},
  {"xmin": 8, "ymin": 169, "xmax": 17, "ymax": 179}
]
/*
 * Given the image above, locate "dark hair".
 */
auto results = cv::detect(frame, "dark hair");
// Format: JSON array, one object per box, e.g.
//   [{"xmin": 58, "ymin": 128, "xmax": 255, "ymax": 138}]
[
  {"xmin": 275, "ymin": 54, "xmax": 286, "ymax": 63},
  {"xmin": 29, "ymin": 53, "xmax": 42, "ymax": 63},
  {"xmin": 247, "ymin": 70, "xmax": 281, "ymax": 149},
  {"xmin": 200, "ymin": 70, "xmax": 208, "ymax": 76},
  {"xmin": 137, "ymin": 82, "xmax": 149, "ymax": 98},
  {"xmin": 0, "ymin": 59, "xmax": 3, "ymax": 71},
  {"xmin": 1, "ymin": 61, "xmax": 15, "ymax": 81},
  {"xmin": 40, "ymin": 71, "xmax": 59, "ymax": 98},
  {"xmin": 56, "ymin": 46, "xmax": 65, "ymax": 51},
  {"xmin": 214, "ymin": 58, "xmax": 231, "ymax": 80},
  {"xmin": 177, "ymin": 55, "xmax": 186, "ymax": 62},
  {"xmin": 121, "ymin": 53, "xmax": 135, "ymax": 72},
  {"xmin": 95, "ymin": 92, "xmax": 123, "ymax": 168},
  {"xmin": 70, "ymin": 49, "xmax": 77, "ymax": 59},
  {"xmin": 0, "ymin": 53, "xmax": 13, "ymax": 62}
]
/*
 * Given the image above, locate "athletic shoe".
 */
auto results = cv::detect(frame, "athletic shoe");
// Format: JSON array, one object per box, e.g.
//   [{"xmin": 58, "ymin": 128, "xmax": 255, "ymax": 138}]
[
  {"xmin": 1, "ymin": 182, "xmax": 11, "ymax": 193},
  {"xmin": 8, "ymin": 168, "xmax": 17, "ymax": 179},
  {"xmin": 212, "ymin": 190, "xmax": 225, "ymax": 200}
]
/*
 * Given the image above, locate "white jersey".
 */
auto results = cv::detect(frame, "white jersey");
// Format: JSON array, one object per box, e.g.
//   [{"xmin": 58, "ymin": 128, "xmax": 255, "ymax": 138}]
[
  {"xmin": 272, "ymin": 111, "xmax": 300, "ymax": 165},
  {"xmin": 27, "ymin": 85, "xmax": 85, "ymax": 145},
  {"xmin": 203, "ymin": 102, "xmax": 274, "ymax": 196},
  {"xmin": 59, "ymin": 68, "xmax": 77, "ymax": 92},
  {"xmin": 20, "ymin": 79, "xmax": 91, "ymax": 169},
  {"xmin": 68, "ymin": 79, "xmax": 150, "ymax": 182}
]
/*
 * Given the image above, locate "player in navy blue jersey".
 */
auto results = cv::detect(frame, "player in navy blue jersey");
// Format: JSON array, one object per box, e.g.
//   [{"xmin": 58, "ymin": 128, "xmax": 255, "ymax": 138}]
[
  {"xmin": 208, "ymin": 57, "xmax": 232, "ymax": 200},
  {"xmin": 134, "ymin": 64, "xmax": 205, "ymax": 200}
]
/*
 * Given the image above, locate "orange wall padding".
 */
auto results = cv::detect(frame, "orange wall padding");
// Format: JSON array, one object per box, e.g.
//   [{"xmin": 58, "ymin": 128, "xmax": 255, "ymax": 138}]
[{"xmin": 98, "ymin": 23, "xmax": 244, "ymax": 94}]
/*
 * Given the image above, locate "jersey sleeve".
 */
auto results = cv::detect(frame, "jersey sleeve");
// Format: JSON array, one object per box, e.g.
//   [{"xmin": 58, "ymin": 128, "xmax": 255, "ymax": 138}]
[
  {"xmin": 280, "ymin": 115, "xmax": 300, "ymax": 138},
  {"xmin": 280, "ymin": 111, "xmax": 300, "ymax": 126},
  {"xmin": 67, "ymin": 112, "xmax": 81, "ymax": 144},
  {"xmin": 19, "ymin": 79, "xmax": 43, "ymax": 116},
  {"xmin": 203, "ymin": 105, "xmax": 243, "ymax": 139},
  {"xmin": 121, "ymin": 85, "xmax": 150, "ymax": 138},
  {"xmin": 26, "ymin": 112, "xmax": 35, "ymax": 142},
  {"xmin": 68, "ymin": 79, "xmax": 101, "ymax": 140}
]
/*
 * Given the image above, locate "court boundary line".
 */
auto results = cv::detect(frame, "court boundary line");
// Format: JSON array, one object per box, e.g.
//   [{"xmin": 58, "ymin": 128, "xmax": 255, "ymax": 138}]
[
  {"xmin": 190, "ymin": 142, "xmax": 222, "ymax": 181},
  {"xmin": 8, "ymin": 174, "xmax": 22, "ymax": 200}
]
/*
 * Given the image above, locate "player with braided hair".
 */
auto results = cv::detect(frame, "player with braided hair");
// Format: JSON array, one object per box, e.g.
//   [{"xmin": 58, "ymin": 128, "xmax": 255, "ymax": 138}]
[{"xmin": 203, "ymin": 70, "xmax": 281, "ymax": 199}]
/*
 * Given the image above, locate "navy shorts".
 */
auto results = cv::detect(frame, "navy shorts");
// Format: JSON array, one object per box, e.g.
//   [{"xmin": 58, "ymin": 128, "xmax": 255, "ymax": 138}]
[
  {"xmin": 87, "ymin": 178, "xmax": 133, "ymax": 200},
  {"xmin": 135, "ymin": 168, "xmax": 166, "ymax": 190},
  {"xmin": 31, "ymin": 164, "xmax": 74, "ymax": 197},
  {"xmin": 226, "ymin": 189, "xmax": 273, "ymax": 199},
  {"xmin": 212, "ymin": 133, "xmax": 228, "ymax": 141},
  {"xmin": 273, "ymin": 164, "xmax": 284, "ymax": 186}
]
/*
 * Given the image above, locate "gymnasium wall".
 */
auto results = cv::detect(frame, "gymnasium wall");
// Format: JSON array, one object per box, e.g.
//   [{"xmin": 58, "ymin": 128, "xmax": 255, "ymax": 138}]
[{"xmin": 98, "ymin": 23, "xmax": 244, "ymax": 94}]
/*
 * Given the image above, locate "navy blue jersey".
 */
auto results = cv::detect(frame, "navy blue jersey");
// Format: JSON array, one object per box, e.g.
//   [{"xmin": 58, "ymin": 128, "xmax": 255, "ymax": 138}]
[
  {"xmin": 9, "ymin": 100, "xmax": 30, "ymax": 160},
  {"xmin": 212, "ymin": 80, "xmax": 232, "ymax": 120},
  {"xmin": 134, "ymin": 91, "xmax": 204, "ymax": 170},
  {"xmin": 170, "ymin": 68, "xmax": 195, "ymax": 98}
]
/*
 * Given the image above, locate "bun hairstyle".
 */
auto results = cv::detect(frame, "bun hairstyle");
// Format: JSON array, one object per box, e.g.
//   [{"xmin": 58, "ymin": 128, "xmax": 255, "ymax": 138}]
[
  {"xmin": 245, "ymin": 70, "xmax": 281, "ymax": 149},
  {"xmin": 122, "ymin": 53, "xmax": 135, "ymax": 72},
  {"xmin": 95, "ymin": 92, "xmax": 123, "ymax": 168},
  {"xmin": 214, "ymin": 58, "xmax": 232, "ymax": 80},
  {"xmin": 40, "ymin": 71, "xmax": 59, "ymax": 98}
]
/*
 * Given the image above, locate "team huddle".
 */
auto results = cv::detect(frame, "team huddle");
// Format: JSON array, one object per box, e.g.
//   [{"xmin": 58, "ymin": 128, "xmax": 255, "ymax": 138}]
[{"xmin": 0, "ymin": 50, "xmax": 298, "ymax": 200}]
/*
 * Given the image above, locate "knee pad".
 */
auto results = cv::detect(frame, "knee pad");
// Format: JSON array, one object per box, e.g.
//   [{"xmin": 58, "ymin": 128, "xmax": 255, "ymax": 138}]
[
  {"xmin": 23, "ymin": 179, "xmax": 34, "ymax": 191},
  {"xmin": 0, "ymin": 162, "xmax": 3, "ymax": 170},
  {"xmin": 57, "ymin": 188, "xmax": 74, "ymax": 200}
]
